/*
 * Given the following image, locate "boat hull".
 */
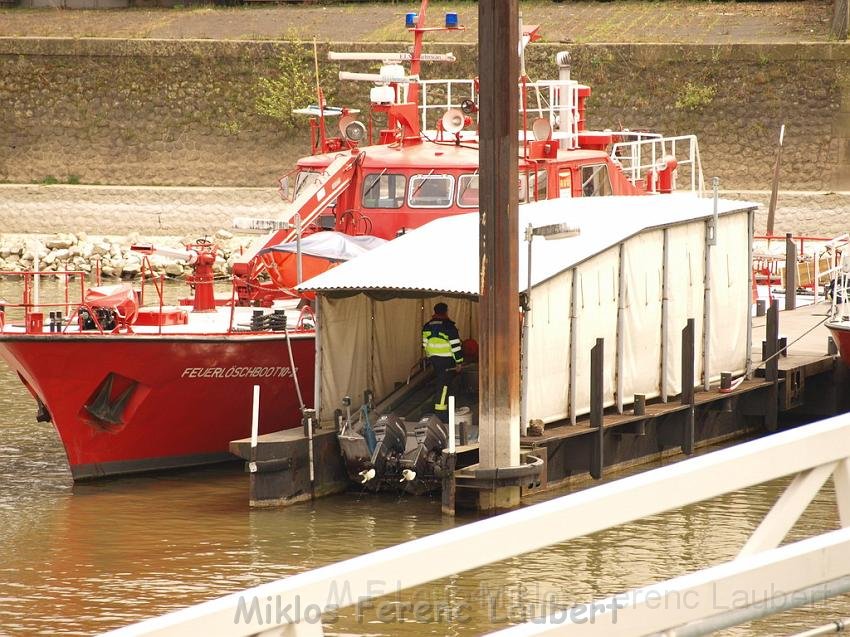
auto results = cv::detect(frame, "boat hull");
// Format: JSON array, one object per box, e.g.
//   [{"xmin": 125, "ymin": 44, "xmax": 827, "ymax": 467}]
[
  {"xmin": 0, "ymin": 333, "xmax": 314, "ymax": 479},
  {"xmin": 827, "ymin": 321, "xmax": 850, "ymax": 367}
]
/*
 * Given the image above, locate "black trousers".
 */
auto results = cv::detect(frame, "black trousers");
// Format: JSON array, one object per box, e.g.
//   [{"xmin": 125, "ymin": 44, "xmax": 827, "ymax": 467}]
[{"xmin": 430, "ymin": 357, "xmax": 456, "ymax": 422}]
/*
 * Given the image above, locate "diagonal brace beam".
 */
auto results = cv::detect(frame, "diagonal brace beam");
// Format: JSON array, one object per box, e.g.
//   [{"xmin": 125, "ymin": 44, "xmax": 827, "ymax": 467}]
[
  {"xmin": 834, "ymin": 458, "xmax": 850, "ymax": 528},
  {"xmin": 738, "ymin": 461, "xmax": 837, "ymax": 559}
]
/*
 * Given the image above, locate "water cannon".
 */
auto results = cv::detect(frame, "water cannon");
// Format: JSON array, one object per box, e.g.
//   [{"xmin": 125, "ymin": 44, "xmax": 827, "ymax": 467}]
[
  {"xmin": 130, "ymin": 243, "xmax": 200, "ymax": 264},
  {"xmin": 130, "ymin": 241, "xmax": 217, "ymax": 312}
]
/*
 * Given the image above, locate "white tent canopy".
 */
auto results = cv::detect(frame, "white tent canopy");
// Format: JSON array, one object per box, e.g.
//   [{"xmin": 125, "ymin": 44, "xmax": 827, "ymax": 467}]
[{"xmin": 298, "ymin": 194, "xmax": 756, "ymax": 427}]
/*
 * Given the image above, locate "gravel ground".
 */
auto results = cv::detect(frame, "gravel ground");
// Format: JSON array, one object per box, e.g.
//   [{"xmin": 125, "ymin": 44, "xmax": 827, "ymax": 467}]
[{"xmin": 0, "ymin": 1, "xmax": 836, "ymax": 44}]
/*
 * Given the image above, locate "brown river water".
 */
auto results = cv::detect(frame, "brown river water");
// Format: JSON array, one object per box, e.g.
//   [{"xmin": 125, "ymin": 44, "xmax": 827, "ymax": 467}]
[{"xmin": 0, "ymin": 279, "xmax": 848, "ymax": 636}]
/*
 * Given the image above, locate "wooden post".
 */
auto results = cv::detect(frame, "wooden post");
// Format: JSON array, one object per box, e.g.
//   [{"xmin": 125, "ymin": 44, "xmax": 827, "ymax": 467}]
[
  {"xmin": 765, "ymin": 300, "xmax": 780, "ymax": 432},
  {"xmin": 477, "ymin": 0, "xmax": 520, "ymax": 475},
  {"xmin": 590, "ymin": 338, "xmax": 604, "ymax": 479},
  {"xmin": 441, "ymin": 453, "xmax": 457, "ymax": 517},
  {"xmin": 681, "ymin": 319, "xmax": 695, "ymax": 455},
  {"xmin": 785, "ymin": 233, "xmax": 797, "ymax": 311}
]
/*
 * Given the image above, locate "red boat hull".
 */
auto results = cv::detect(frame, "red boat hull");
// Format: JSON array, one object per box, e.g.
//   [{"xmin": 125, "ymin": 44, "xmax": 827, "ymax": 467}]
[
  {"xmin": 827, "ymin": 322, "xmax": 850, "ymax": 367},
  {"xmin": 0, "ymin": 333, "xmax": 314, "ymax": 479}
]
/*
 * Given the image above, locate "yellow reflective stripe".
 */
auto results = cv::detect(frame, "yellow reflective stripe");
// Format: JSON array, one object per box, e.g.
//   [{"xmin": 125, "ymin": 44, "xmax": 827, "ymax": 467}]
[
  {"xmin": 435, "ymin": 385, "xmax": 448, "ymax": 411},
  {"xmin": 425, "ymin": 337, "xmax": 453, "ymax": 357}
]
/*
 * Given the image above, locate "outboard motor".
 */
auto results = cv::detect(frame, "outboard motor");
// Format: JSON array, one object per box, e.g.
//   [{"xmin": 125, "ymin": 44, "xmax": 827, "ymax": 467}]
[
  {"xmin": 399, "ymin": 415, "xmax": 450, "ymax": 494},
  {"xmin": 422, "ymin": 415, "xmax": 449, "ymax": 452},
  {"xmin": 370, "ymin": 414, "xmax": 407, "ymax": 482}
]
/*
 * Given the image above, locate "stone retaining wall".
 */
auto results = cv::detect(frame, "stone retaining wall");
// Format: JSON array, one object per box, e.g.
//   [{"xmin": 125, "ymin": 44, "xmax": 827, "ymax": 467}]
[
  {"xmin": 1, "ymin": 39, "xmax": 849, "ymax": 190},
  {"xmin": 0, "ymin": 184, "xmax": 285, "ymax": 235},
  {"xmin": 0, "ymin": 184, "xmax": 846, "ymax": 239}
]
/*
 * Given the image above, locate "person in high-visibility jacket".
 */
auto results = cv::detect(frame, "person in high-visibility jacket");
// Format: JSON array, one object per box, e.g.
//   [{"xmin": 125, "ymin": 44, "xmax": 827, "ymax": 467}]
[{"xmin": 421, "ymin": 302, "xmax": 463, "ymax": 422}]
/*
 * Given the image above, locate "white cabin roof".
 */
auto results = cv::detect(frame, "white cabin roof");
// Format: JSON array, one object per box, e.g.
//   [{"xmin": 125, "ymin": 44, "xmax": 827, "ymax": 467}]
[{"xmin": 296, "ymin": 194, "xmax": 758, "ymax": 297}]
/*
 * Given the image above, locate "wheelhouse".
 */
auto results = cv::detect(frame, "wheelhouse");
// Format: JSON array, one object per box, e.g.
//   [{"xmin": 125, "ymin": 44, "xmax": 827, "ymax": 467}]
[{"xmin": 293, "ymin": 146, "xmax": 641, "ymax": 241}]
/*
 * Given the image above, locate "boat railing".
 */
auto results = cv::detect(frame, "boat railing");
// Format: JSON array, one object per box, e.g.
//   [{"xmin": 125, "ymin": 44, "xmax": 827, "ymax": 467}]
[
  {"xmin": 830, "ymin": 249, "xmax": 850, "ymax": 320},
  {"xmin": 610, "ymin": 133, "xmax": 705, "ymax": 195},
  {"xmin": 0, "ymin": 270, "xmax": 87, "ymax": 333},
  {"xmin": 417, "ymin": 78, "xmax": 581, "ymax": 149},
  {"xmin": 104, "ymin": 413, "xmax": 850, "ymax": 637},
  {"xmin": 753, "ymin": 233, "xmax": 848, "ymax": 302}
]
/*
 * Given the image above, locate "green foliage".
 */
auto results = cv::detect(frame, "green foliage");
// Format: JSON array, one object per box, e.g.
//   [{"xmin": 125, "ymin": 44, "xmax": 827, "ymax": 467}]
[
  {"xmin": 38, "ymin": 175, "xmax": 82, "ymax": 185},
  {"xmin": 220, "ymin": 121, "xmax": 241, "ymax": 136},
  {"xmin": 675, "ymin": 82, "xmax": 716, "ymax": 110},
  {"xmin": 256, "ymin": 35, "xmax": 336, "ymax": 132}
]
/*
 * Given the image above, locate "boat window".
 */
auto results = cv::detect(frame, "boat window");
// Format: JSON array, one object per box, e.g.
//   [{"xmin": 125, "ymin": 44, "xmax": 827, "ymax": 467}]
[
  {"xmin": 519, "ymin": 169, "xmax": 548, "ymax": 203},
  {"xmin": 581, "ymin": 164, "xmax": 613, "ymax": 197},
  {"xmin": 293, "ymin": 170, "xmax": 324, "ymax": 200},
  {"xmin": 362, "ymin": 173, "xmax": 407, "ymax": 209},
  {"xmin": 558, "ymin": 169, "xmax": 573, "ymax": 198},
  {"xmin": 457, "ymin": 174, "xmax": 479, "ymax": 208},
  {"xmin": 408, "ymin": 174, "xmax": 454, "ymax": 208}
]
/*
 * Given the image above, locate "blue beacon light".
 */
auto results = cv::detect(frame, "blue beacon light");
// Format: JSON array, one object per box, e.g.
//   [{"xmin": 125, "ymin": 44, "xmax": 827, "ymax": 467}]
[
  {"xmin": 405, "ymin": 13, "xmax": 417, "ymax": 28},
  {"xmin": 445, "ymin": 12, "xmax": 459, "ymax": 28}
]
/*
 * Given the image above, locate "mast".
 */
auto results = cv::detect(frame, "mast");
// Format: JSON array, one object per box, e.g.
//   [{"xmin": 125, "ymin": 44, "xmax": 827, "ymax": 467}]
[{"xmin": 407, "ymin": 0, "xmax": 430, "ymax": 107}]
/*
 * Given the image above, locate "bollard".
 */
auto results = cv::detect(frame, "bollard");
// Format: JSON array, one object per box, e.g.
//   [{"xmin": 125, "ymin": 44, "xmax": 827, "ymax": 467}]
[
  {"xmin": 721, "ymin": 372, "xmax": 732, "ymax": 391},
  {"xmin": 779, "ymin": 336, "xmax": 788, "ymax": 357},
  {"xmin": 633, "ymin": 394, "xmax": 646, "ymax": 416},
  {"xmin": 458, "ymin": 422, "xmax": 468, "ymax": 446},
  {"xmin": 250, "ymin": 309, "xmax": 264, "ymax": 331},
  {"xmin": 828, "ymin": 336, "xmax": 839, "ymax": 356},
  {"xmin": 756, "ymin": 299, "xmax": 767, "ymax": 317}
]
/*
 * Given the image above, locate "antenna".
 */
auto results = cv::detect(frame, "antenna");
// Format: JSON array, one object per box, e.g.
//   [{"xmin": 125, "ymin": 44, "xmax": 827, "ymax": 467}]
[{"xmin": 313, "ymin": 38, "xmax": 327, "ymax": 152}]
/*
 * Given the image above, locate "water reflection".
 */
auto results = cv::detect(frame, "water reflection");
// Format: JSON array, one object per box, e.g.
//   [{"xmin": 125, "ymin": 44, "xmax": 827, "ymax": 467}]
[{"xmin": 1, "ymin": 278, "xmax": 849, "ymax": 635}]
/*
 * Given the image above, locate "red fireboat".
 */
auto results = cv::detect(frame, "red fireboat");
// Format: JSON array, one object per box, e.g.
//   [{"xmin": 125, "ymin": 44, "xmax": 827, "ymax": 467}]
[{"xmin": 0, "ymin": 0, "xmax": 703, "ymax": 479}]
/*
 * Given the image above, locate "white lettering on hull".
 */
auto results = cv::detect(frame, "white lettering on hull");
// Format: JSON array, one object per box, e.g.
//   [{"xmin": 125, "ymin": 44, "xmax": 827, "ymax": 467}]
[{"xmin": 180, "ymin": 366, "xmax": 296, "ymax": 379}]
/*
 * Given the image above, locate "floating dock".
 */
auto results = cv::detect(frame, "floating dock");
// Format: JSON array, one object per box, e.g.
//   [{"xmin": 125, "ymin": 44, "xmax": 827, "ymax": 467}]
[{"xmin": 231, "ymin": 300, "xmax": 850, "ymax": 511}]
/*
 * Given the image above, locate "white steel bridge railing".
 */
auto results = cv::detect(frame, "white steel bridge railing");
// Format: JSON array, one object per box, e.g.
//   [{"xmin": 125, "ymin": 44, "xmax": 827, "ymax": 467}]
[{"xmin": 105, "ymin": 414, "xmax": 850, "ymax": 637}]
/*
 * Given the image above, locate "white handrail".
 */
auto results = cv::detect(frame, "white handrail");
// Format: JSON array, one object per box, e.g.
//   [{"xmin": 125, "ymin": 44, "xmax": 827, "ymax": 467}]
[
  {"xmin": 417, "ymin": 78, "xmax": 581, "ymax": 149},
  {"xmin": 105, "ymin": 414, "xmax": 850, "ymax": 637},
  {"xmin": 611, "ymin": 134, "xmax": 704, "ymax": 195}
]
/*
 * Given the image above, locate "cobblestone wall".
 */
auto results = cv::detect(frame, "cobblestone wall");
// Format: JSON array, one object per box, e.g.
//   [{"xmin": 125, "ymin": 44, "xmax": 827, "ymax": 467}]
[{"xmin": 0, "ymin": 39, "xmax": 848, "ymax": 190}]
